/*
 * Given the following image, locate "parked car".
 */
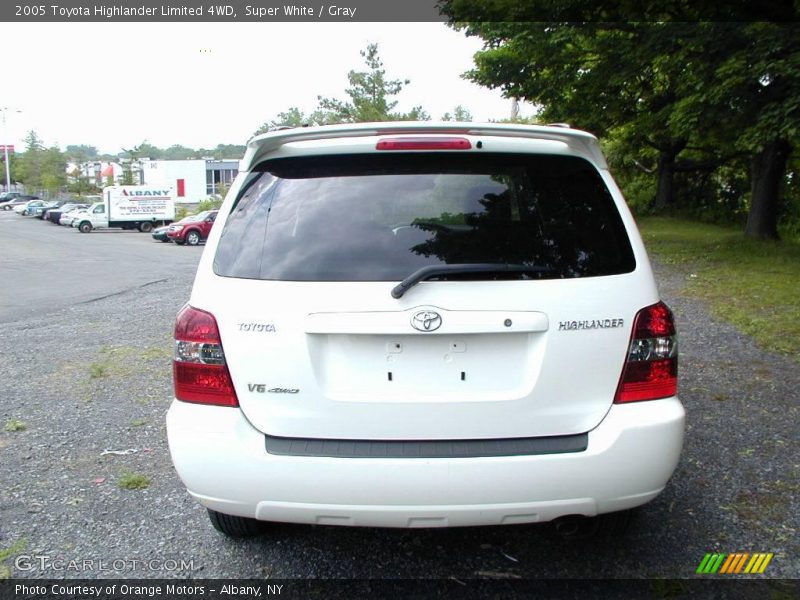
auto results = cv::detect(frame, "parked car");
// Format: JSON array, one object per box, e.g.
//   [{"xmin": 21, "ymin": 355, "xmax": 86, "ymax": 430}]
[
  {"xmin": 166, "ymin": 210, "xmax": 218, "ymax": 245},
  {"xmin": 0, "ymin": 192, "xmax": 22, "ymax": 209},
  {"xmin": 60, "ymin": 206, "xmax": 89, "ymax": 226},
  {"xmin": 31, "ymin": 201, "xmax": 61, "ymax": 219},
  {"xmin": 4, "ymin": 195, "xmax": 40, "ymax": 211},
  {"xmin": 153, "ymin": 213, "xmax": 203, "ymax": 242},
  {"xmin": 166, "ymin": 122, "xmax": 684, "ymax": 539},
  {"xmin": 151, "ymin": 224, "xmax": 172, "ymax": 242},
  {"xmin": 45, "ymin": 203, "xmax": 88, "ymax": 224},
  {"xmin": 16, "ymin": 200, "xmax": 49, "ymax": 215}
]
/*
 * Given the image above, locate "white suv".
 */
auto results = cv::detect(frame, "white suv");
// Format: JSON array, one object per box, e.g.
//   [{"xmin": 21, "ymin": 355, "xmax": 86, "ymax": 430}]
[{"xmin": 167, "ymin": 122, "xmax": 684, "ymax": 538}]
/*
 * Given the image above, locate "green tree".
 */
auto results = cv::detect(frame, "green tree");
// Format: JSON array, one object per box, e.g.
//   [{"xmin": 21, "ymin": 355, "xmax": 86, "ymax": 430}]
[
  {"xmin": 213, "ymin": 143, "xmax": 247, "ymax": 159},
  {"xmin": 15, "ymin": 131, "xmax": 46, "ymax": 189},
  {"xmin": 442, "ymin": 105, "xmax": 473, "ymax": 122},
  {"xmin": 317, "ymin": 43, "xmax": 410, "ymax": 123},
  {"xmin": 124, "ymin": 141, "xmax": 162, "ymax": 160},
  {"xmin": 692, "ymin": 23, "xmax": 800, "ymax": 239},
  {"xmin": 162, "ymin": 144, "xmax": 195, "ymax": 160},
  {"xmin": 119, "ymin": 142, "xmax": 150, "ymax": 185},
  {"xmin": 253, "ymin": 107, "xmax": 313, "ymax": 135},
  {"xmin": 399, "ymin": 106, "xmax": 431, "ymax": 121},
  {"xmin": 0, "ymin": 153, "xmax": 18, "ymax": 188},
  {"xmin": 444, "ymin": 20, "xmax": 716, "ymax": 210},
  {"xmin": 253, "ymin": 43, "xmax": 427, "ymax": 136},
  {"xmin": 67, "ymin": 166, "xmax": 98, "ymax": 195},
  {"xmin": 442, "ymin": 7, "xmax": 800, "ymax": 238},
  {"xmin": 65, "ymin": 144, "xmax": 98, "ymax": 164},
  {"xmin": 64, "ymin": 144, "xmax": 98, "ymax": 194},
  {"xmin": 40, "ymin": 146, "xmax": 67, "ymax": 195}
]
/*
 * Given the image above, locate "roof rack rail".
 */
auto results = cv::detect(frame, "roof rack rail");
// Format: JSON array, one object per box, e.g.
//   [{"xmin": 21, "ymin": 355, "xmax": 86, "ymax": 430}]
[{"xmin": 546, "ymin": 123, "xmax": 571, "ymax": 128}]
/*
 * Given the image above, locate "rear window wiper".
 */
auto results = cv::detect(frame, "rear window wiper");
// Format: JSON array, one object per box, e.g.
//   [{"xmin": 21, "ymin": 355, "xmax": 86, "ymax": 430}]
[{"xmin": 391, "ymin": 263, "xmax": 553, "ymax": 299}]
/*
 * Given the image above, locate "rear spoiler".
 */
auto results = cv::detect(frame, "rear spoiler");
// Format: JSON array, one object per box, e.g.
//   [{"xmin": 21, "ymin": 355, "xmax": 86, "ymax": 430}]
[{"xmin": 239, "ymin": 121, "xmax": 607, "ymax": 171}]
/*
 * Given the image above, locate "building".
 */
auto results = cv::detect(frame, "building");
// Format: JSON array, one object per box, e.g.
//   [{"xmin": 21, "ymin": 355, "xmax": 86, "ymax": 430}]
[
  {"xmin": 140, "ymin": 158, "xmax": 239, "ymax": 204},
  {"xmin": 66, "ymin": 158, "xmax": 240, "ymax": 205},
  {"xmin": 67, "ymin": 160, "xmax": 125, "ymax": 187}
]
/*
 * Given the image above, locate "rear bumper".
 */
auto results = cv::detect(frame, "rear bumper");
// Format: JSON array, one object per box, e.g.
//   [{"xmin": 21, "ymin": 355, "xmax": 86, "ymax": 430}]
[{"xmin": 166, "ymin": 398, "xmax": 684, "ymax": 528}]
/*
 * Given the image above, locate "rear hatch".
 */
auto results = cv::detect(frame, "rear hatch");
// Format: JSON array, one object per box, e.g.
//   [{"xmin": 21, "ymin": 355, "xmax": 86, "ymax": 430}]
[{"xmin": 198, "ymin": 143, "xmax": 655, "ymax": 440}]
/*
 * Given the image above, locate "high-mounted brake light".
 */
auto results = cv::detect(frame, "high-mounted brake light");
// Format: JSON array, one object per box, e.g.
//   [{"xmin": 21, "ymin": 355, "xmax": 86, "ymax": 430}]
[
  {"xmin": 376, "ymin": 137, "xmax": 472, "ymax": 150},
  {"xmin": 173, "ymin": 305, "xmax": 238, "ymax": 407},
  {"xmin": 615, "ymin": 301, "xmax": 678, "ymax": 403}
]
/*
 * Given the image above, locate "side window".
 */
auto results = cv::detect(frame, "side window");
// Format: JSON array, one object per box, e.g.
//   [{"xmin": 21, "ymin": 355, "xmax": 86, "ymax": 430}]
[
  {"xmin": 213, "ymin": 174, "xmax": 276, "ymax": 278},
  {"xmin": 94, "ymin": 205, "xmax": 105, "ymax": 214}
]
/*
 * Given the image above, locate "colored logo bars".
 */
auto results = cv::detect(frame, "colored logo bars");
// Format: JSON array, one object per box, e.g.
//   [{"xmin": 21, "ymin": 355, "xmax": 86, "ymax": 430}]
[{"xmin": 697, "ymin": 552, "xmax": 774, "ymax": 574}]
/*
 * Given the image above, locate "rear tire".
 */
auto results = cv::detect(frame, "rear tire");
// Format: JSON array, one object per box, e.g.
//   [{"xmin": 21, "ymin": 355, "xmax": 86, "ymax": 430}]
[
  {"xmin": 186, "ymin": 230, "xmax": 201, "ymax": 246},
  {"xmin": 207, "ymin": 509, "xmax": 266, "ymax": 538},
  {"xmin": 138, "ymin": 222, "xmax": 153, "ymax": 233},
  {"xmin": 78, "ymin": 221, "xmax": 92, "ymax": 233}
]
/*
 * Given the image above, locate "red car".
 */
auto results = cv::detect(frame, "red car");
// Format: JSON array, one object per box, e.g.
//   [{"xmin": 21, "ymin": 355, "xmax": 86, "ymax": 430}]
[{"xmin": 167, "ymin": 210, "xmax": 218, "ymax": 246}]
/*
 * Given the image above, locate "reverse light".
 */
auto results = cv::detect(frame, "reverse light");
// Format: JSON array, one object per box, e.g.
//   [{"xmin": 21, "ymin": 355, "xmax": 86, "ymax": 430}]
[
  {"xmin": 376, "ymin": 137, "xmax": 472, "ymax": 150},
  {"xmin": 173, "ymin": 305, "xmax": 239, "ymax": 407},
  {"xmin": 615, "ymin": 301, "xmax": 678, "ymax": 403}
]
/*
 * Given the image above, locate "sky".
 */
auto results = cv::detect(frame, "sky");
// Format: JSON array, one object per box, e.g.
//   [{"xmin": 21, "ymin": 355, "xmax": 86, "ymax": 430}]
[{"xmin": 0, "ymin": 22, "xmax": 531, "ymax": 155}]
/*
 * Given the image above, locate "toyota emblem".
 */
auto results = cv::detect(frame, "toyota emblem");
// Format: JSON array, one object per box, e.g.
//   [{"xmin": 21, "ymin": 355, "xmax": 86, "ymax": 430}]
[{"xmin": 411, "ymin": 310, "xmax": 442, "ymax": 332}]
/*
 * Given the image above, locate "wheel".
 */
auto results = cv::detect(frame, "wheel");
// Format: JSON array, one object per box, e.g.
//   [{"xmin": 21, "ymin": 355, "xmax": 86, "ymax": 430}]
[
  {"xmin": 139, "ymin": 222, "xmax": 153, "ymax": 233},
  {"xmin": 207, "ymin": 509, "xmax": 266, "ymax": 538},
  {"xmin": 78, "ymin": 221, "xmax": 92, "ymax": 233},
  {"xmin": 185, "ymin": 230, "xmax": 201, "ymax": 246}
]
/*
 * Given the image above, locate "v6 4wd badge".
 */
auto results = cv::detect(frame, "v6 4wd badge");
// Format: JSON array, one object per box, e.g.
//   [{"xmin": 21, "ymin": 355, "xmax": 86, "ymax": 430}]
[{"xmin": 247, "ymin": 384, "xmax": 298, "ymax": 394}]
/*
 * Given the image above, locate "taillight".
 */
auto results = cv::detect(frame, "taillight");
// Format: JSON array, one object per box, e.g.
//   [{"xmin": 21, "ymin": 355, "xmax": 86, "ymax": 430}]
[
  {"xmin": 376, "ymin": 137, "xmax": 472, "ymax": 150},
  {"xmin": 173, "ymin": 305, "xmax": 239, "ymax": 407},
  {"xmin": 615, "ymin": 301, "xmax": 678, "ymax": 403}
]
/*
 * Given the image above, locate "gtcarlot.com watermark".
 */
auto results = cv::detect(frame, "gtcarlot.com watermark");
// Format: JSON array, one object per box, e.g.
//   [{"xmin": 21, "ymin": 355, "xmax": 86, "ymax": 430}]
[{"xmin": 14, "ymin": 554, "xmax": 197, "ymax": 573}]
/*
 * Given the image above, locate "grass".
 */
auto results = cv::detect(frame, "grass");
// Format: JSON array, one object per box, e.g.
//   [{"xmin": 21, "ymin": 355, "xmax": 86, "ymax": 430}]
[
  {"xmin": 117, "ymin": 471, "xmax": 151, "ymax": 490},
  {"xmin": 4, "ymin": 419, "xmax": 26, "ymax": 432},
  {"xmin": 0, "ymin": 538, "xmax": 26, "ymax": 580},
  {"xmin": 94, "ymin": 345, "xmax": 171, "ymax": 379},
  {"xmin": 725, "ymin": 478, "xmax": 799, "ymax": 524},
  {"xmin": 88, "ymin": 363, "xmax": 107, "ymax": 379},
  {"xmin": 84, "ymin": 344, "xmax": 171, "ymax": 388},
  {"xmin": 131, "ymin": 418, "xmax": 147, "ymax": 427},
  {"xmin": 638, "ymin": 217, "xmax": 800, "ymax": 359}
]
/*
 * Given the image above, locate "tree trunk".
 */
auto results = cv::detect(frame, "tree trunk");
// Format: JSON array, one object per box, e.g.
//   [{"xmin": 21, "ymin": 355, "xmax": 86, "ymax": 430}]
[
  {"xmin": 653, "ymin": 151, "xmax": 677, "ymax": 211},
  {"xmin": 746, "ymin": 139, "xmax": 792, "ymax": 240}
]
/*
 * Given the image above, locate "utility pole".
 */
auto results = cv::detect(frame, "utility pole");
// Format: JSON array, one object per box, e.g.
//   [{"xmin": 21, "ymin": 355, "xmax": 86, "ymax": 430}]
[{"xmin": 1, "ymin": 108, "xmax": 21, "ymax": 193}]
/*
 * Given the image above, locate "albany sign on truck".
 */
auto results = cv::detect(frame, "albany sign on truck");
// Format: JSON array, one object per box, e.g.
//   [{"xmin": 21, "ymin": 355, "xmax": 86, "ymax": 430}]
[{"xmin": 74, "ymin": 185, "xmax": 176, "ymax": 233}]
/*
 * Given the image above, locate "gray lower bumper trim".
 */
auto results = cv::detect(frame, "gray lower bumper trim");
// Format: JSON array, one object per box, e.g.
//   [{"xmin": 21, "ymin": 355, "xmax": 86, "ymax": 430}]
[{"xmin": 265, "ymin": 432, "xmax": 588, "ymax": 458}]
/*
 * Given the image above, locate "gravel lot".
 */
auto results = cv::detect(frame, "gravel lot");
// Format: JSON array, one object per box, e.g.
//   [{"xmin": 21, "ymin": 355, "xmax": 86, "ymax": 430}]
[{"xmin": 0, "ymin": 212, "xmax": 797, "ymax": 581}]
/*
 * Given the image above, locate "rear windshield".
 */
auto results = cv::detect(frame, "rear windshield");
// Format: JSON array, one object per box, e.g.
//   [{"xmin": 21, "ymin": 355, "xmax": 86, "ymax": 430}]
[{"xmin": 213, "ymin": 153, "xmax": 635, "ymax": 281}]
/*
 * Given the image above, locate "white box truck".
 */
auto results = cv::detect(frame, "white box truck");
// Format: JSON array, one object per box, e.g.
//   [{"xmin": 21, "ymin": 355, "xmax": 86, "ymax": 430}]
[{"xmin": 73, "ymin": 185, "xmax": 176, "ymax": 233}]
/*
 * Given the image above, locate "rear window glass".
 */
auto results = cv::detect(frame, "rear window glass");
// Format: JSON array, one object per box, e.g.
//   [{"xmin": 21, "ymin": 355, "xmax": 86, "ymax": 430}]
[{"xmin": 213, "ymin": 153, "xmax": 635, "ymax": 281}]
